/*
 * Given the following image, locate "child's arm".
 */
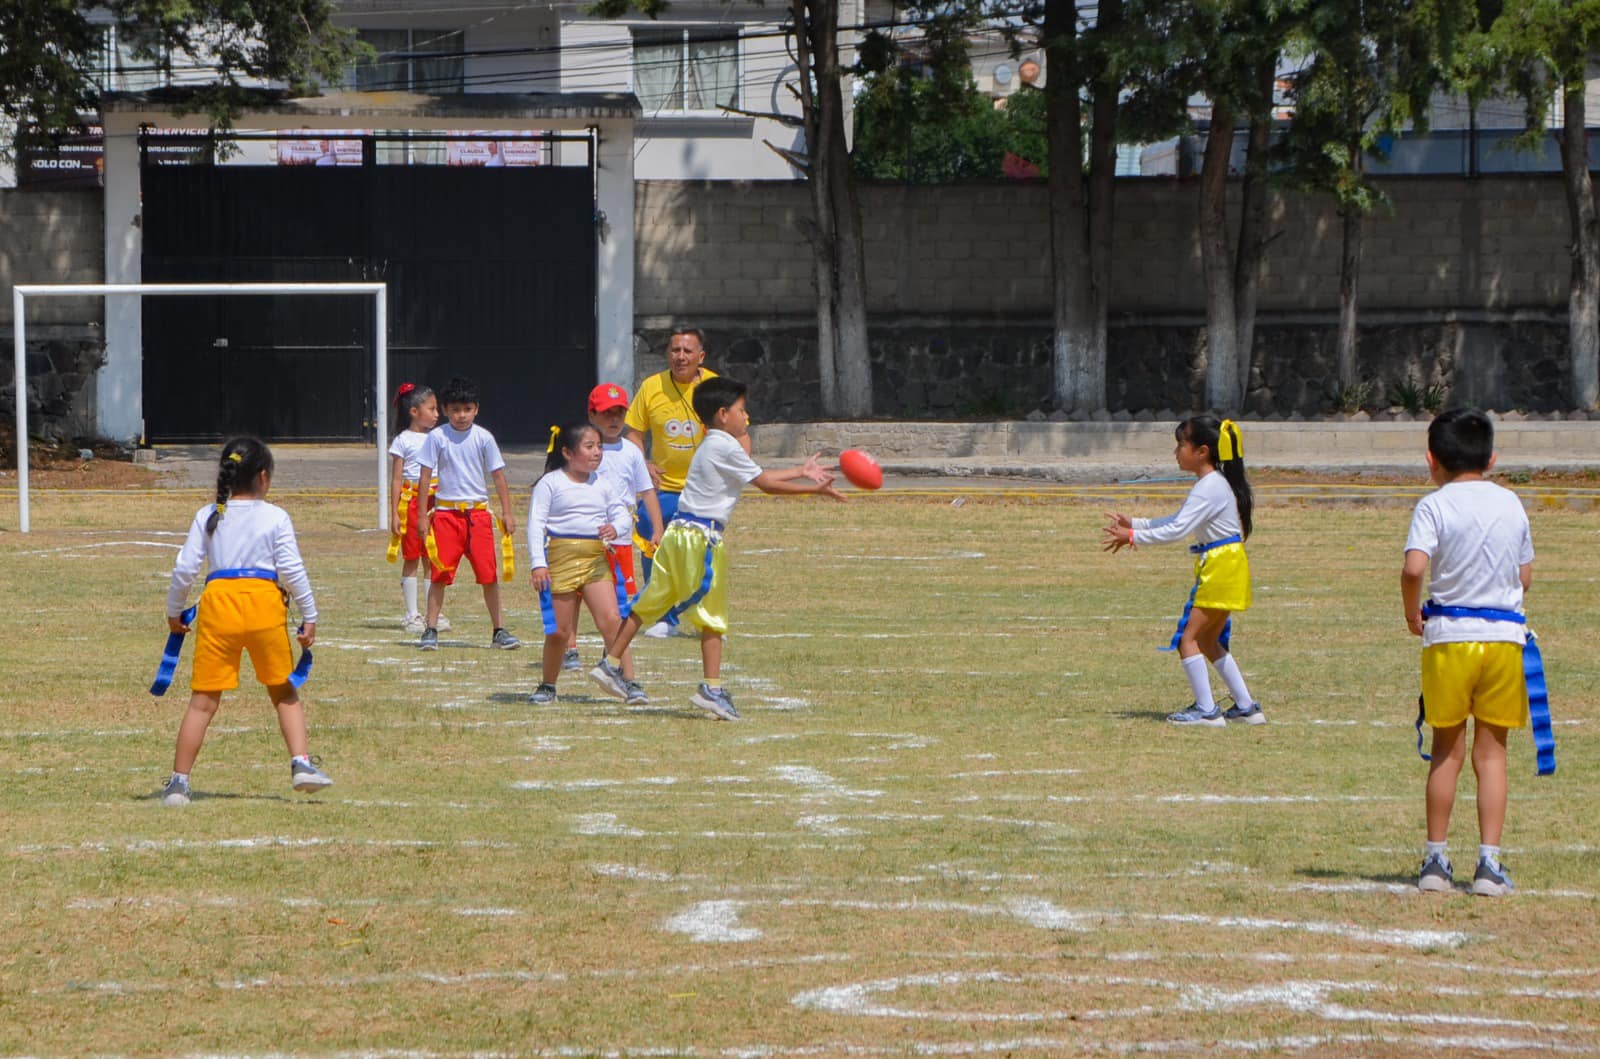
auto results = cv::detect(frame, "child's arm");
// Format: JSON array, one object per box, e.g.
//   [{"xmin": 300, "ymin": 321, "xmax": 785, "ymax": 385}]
[
  {"xmin": 388, "ymin": 454, "xmax": 406, "ymax": 534},
  {"xmin": 640, "ymin": 487, "xmax": 664, "ymax": 549},
  {"xmin": 752, "ymin": 468, "xmax": 844, "ymax": 501},
  {"xmin": 492, "ymin": 467, "xmax": 516, "ymax": 537},
  {"xmin": 416, "ymin": 464, "xmax": 435, "ymax": 537},
  {"xmin": 1520, "ymin": 561, "xmax": 1533, "ymax": 593},
  {"xmin": 1401, "ymin": 548, "xmax": 1429, "ymax": 636},
  {"xmin": 527, "ymin": 478, "xmax": 551, "ymax": 591}
]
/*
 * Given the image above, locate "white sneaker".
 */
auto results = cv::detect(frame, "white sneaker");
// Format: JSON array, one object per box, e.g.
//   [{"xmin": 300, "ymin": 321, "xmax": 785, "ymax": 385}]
[
  {"xmin": 435, "ymin": 614, "xmax": 452, "ymax": 632},
  {"xmin": 643, "ymin": 620, "xmax": 674, "ymax": 639},
  {"xmin": 401, "ymin": 614, "xmax": 426, "ymax": 634}
]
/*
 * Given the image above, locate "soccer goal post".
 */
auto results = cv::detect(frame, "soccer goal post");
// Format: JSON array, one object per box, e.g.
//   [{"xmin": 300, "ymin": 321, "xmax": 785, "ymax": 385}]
[{"xmin": 11, "ymin": 282, "xmax": 388, "ymax": 533}]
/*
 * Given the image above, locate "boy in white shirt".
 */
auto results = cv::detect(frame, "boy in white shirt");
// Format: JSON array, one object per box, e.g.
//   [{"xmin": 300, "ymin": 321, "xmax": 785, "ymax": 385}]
[
  {"xmin": 1402, "ymin": 408, "xmax": 1537, "ymax": 897},
  {"xmin": 415, "ymin": 376, "xmax": 520, "ymax": 651},
  {"xmin": 588, "ymin": 376, "xmax": 842, "ymax": 719}
]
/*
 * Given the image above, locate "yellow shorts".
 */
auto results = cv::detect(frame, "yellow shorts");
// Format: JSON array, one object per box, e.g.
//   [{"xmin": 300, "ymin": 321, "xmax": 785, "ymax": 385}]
[
  {"xmin": 1191, "ymin": 541, "xmax": 1251, "ymax": 611},
  {"xmin": 1421, "ymin": 641, "xmax": 1528, "ymax": 730},
  {"xmin": 191, "ymin": 578, "xmax": 294, "ymax": 692},
  {"xmin": 545, "ymin": 537, "xmax": 610, "ymax": 595},
  {"xmin": 630, "ymin": 521, "xmax": 729, "ymax": 634}
]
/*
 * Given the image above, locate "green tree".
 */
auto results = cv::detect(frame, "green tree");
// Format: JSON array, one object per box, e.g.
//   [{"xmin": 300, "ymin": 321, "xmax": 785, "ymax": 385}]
[
  {"xmin": 2, "ymin": 0, "xmax": 362, "ymax": 149},
  {"xmin": 1461, "ymin": 0, "xmax": 1600, "ymax": 407},
  {"xmin": 852, "ymin": 71, "xmax": 1030, "ymax": 183},
  {"xmin": 1279, "ymin": 0, "xmax": 1471, "ymax": 396}
]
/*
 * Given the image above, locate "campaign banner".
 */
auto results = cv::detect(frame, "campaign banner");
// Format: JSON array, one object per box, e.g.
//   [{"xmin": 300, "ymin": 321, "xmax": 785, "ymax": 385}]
[
  {"xmin": 445, "ymin": 131, "xmax": 546, "ymax": 167},
  {"xmin": 277, "ymin": 132, "xmax": 365, "ymax": 166}
]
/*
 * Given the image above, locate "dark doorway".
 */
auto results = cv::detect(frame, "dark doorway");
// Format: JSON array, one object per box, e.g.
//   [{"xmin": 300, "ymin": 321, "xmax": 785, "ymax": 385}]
[{"xmin": 141, "ymin": 135, "xmax": 596, "ymax": 444}]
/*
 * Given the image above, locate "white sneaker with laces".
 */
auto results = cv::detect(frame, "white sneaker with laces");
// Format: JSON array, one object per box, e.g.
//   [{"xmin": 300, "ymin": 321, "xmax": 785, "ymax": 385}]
[{"xmin": 643, "ymin": 620, "xmax": 674, "ymax": 639}]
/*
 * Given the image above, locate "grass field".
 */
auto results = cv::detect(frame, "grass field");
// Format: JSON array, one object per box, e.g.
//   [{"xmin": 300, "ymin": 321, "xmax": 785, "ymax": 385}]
[{"xmin": 2, "ymin": 482, "xmax": 1597, "ymax": 1056}]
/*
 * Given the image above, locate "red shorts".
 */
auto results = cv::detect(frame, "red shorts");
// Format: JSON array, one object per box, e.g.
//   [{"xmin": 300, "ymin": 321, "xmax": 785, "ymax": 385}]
[
  {"xmin": 609, "ymin": 543, "xmax": 638, "ymax": 598},
  {"xmin": 398, "ymin": 488, "xmax": 434, "ymax": 562},
  {"xmin": 429, "ymin": 507, "xmax": 498, "ymax": 585}
]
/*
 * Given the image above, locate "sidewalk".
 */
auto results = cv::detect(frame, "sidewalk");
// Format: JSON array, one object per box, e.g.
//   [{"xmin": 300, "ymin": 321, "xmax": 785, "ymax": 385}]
[{"xmin": 133, "ymin": 419, "xmax": 1600, "ymax": 491}]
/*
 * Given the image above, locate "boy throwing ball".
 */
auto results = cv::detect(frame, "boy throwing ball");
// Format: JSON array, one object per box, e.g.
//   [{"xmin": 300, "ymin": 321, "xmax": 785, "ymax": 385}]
[{"xmin": 588, "ymin": 376, "xmax": 841, "ymax": 719}]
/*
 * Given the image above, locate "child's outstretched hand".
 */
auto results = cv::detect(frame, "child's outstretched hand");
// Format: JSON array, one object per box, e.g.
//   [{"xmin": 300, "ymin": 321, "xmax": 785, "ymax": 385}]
[
  {"xmin": 818, "ymin": 482, "xmax": 847, "ymax": 502},
  {"xmin": 800, "ymin": 452, "xmax": 831, "ymax": 485},
  {"xmin": 1102, "ymin": 511, "xmax": 1135, "ymax": 553}
]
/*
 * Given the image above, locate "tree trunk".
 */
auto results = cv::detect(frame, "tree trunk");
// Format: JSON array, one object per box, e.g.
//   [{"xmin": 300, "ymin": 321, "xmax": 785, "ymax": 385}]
[
  {"xmin": 1200, "ymin": 96, "xmax": 1240, "ymax": 412},
  {"xmin": 1233, "ymin": 57, "xmax": 1275, "ymax": 408},
  {"xmin": 1045, "ymin": 0, "xmax": 1113, "ymax": 414},
  {"xmin": 794, "ymin": 0, "xmax": 873, "ymax": 417},
  {"xmin": 1336, "ymin": 204, "xmax": 1361, "ymax": 393},
  {"xmin": 1561, "ymin": 82, "xmax": 1600, "ymax": 408}
]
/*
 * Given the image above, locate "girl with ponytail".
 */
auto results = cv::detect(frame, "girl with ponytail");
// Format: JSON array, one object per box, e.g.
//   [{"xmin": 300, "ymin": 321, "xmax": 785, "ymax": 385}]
[
  {"xmin": 386, "ymin": 382, "xmax": 448, "ymax": 633},
  {"xmin": 160, "ymin": 437, "xmax": 331, "ymax": 805},
  {"xmin": 1102, "ymin": 415, "xmax": 1264, "ymax": 727}
]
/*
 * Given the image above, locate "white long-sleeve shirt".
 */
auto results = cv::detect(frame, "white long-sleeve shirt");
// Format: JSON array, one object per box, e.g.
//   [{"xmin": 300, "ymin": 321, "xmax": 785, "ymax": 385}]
[
  {"xmin": 1131, "ymin": 470, "xmax": 1242, "ymax": 548},
  {"xmin": 167, "ymin": 499, "xmax": 317, "ymax": 622},
  {"xmin": 526, "ymin": 470, "xmax": 631, "ymax": 569}
]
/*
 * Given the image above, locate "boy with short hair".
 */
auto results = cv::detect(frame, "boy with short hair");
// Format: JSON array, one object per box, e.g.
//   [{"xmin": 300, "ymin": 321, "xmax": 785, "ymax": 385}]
[
  {"xmin": 416, "ymin": 376, "xmax": 520, "ymax": 651},
  {"xmin": 558, "ymin": 383, "xmax": 665, "ymax": 671},
  {"xmin": 1401, "ymin": 408, "xmax": 1534, "ymax": 896},
  {"xmin": 588, "ymin": 375, "xmax": 842, "ymax": 720}
]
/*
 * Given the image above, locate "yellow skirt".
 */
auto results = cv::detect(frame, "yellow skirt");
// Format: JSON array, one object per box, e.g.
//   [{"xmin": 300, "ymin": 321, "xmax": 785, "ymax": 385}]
[
  {"xmin": 1191, "ymin": 541, "xmax": 1251, "ymax": 612},
  {"xmin": 545, "ymin": 537, "xmax": 610, "ymax": 595}
]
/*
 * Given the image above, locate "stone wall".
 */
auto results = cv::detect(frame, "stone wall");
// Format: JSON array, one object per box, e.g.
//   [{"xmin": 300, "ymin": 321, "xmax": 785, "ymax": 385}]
[
  {"xmin": 634, "ymin": 176, "xmax": 1586, "ymax": 415},
  {"xmin": 0, "ymin": 189, "xmax": 105, "ymax": 440}
]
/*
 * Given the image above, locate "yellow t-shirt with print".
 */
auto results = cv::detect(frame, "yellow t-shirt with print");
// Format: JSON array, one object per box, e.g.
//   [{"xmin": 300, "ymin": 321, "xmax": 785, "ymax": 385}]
[{"xmin": 625, "ymin": 368, "xmax": 718, "ymax": 493}]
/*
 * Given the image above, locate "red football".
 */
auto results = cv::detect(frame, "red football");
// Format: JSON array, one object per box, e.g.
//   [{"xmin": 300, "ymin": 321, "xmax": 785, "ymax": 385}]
[{"xmin": 838, "ymin": 448, "xmax": 883, "ymax": 490}]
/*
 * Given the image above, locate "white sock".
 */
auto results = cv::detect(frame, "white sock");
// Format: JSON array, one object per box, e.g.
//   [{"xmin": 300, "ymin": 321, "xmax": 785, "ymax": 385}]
[
  {"xmin": 1211, "ymin": 653, "xmax": 1254, "ymax": 709},
  {"xmin": 1181, "ymin": 655, "xmax": 1216, "ymax": 712},
  {"xmin": 171, "ymin": 771, "xmax": 189, "ymax": 784},
  {"xmin": 291, "ymin": 755, "xmax": 311, "ymax": 768},
  {"xmin": 401, "ymin": 576, "xmax": 418, "ymax": 618},
  {"xmin": 1479, "ymin": 844, "xmax": 1501, "ymax": 867},
  {"xmin": 1426, "ymin": 840, "xmax": 1448, "ymax": 859}
]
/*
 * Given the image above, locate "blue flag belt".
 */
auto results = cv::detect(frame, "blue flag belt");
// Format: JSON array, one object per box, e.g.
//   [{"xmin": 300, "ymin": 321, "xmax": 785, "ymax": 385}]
[
  {"xmin": 1160, "ymin": 535, "xmax": 1241, "ymax": 652},
  {"xmin": 1414, "ymin": 600, "xmax": 1554, "ymax": 776},
  {"xmin": 672, "ymin": 513, "xmax": 726, "ymax": 532},
  {"xmin": 151, "ymin": 569, "xmax": 312, "ymax": 695}
]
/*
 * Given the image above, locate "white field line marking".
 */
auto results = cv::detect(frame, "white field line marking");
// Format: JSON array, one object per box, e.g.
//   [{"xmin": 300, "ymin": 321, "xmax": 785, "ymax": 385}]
[
  {"xmin": 9, "ymin": 540, "xmax": 181, "ymax": 558},
  {"xmin": 17, "ymin": 836, "xmax": 516, "ymax": 855},
  {"xmin": 663, "ymin": 900, "xmax": 764, "ymax": 943},
  {"xmin": 569, "ymin": 813, "xmax": 648, "ymax": 837},
  {"xmin": 452, "ymin": 908, "xmax": 520, "ymax": 917},
  {"xmin": 770, "ymin": 765, "xmax": 885, "ymax": 800},
  {"xmin": 590, "ymin": 863, "xmax": 685, "ymax": 883}
]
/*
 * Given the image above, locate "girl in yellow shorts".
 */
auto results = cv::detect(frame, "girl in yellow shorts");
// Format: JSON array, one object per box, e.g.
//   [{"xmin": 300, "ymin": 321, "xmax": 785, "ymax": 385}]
[
  {"xmin": 158, "ymin": 438, "xmax": 329, "ymax": 806},
  {"xmin": 1103, "ymin": 416, "xmax": 1262, "ymax": 728},
  {"xmin": 527, "ymin": 424, "xmax": 640, "ymax": 706}
]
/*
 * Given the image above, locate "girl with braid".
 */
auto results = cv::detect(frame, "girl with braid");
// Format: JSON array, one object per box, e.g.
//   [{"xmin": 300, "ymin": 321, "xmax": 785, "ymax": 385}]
[
  {"xmin": 159, "ymin": 438, "xmax": 331, "ymax": 806},
  {"xmin": 1102, "ymin": 416, "xmax": 1264, "ymax": 728}
]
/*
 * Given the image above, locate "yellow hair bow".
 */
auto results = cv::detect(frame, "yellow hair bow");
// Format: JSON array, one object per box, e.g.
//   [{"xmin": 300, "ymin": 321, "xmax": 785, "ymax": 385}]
[
  {"xmin": 1218, "ymin": 419, "xmax": 1242, "ymax": 462},
  {"xmin": 227, "ymin": 452, "xmax": 243, "ymax": 464},
  {"xmin": 546, "ymin": 425, "xmax": 561, "ymax": 454}
]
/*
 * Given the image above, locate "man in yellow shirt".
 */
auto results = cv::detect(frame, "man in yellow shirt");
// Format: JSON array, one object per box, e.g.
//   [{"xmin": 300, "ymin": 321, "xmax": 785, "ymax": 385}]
[{"xmin": 625, "ymin": 326, "xmax": 718, "ymax": 637}]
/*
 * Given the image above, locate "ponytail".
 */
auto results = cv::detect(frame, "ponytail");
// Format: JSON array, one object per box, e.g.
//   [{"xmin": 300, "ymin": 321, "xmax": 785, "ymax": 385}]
[
  {"xmin": 393, "ymin": 381, "xmax": 434, "ymax": 433},
  {"xmin": 544, "ymin": 423, "xmax": 595, "ymax": 476},
  {"xmin": 206, "ymin": 437, "xmax": 275, "ymax": 535},
  {"xmin": 1176, "ymin": 415, "xmax": 1253, "ymax": 541}
]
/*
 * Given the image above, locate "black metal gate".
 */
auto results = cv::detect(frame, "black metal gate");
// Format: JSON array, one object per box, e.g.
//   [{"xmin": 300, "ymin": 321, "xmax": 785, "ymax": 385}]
[{"xmin": 141, "ymin": 138, "xmax": 596, "ymax": 445}]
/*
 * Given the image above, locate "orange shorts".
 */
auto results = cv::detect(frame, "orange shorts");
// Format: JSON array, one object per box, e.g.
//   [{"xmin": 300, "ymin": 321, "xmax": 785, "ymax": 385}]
[
  {"xmin": 430, "ymin": 507, "xmax": 498, "ymax": 585},
  {"xmin": 397, "ymin": 488, "xmax": 434, "ymax": 562},
  {"xmin": 191, "ymin": 578, "xmax": 294, "ymax": 692}
]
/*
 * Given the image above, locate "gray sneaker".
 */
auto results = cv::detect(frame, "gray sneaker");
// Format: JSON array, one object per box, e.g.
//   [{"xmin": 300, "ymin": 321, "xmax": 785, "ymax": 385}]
[
  {"xmin": 1418, "ymin": 851, "xmax": 1455, "ymax": 893},
  {"xmin": 160, "ymin": 774, "xmax": 191, "ymax": 807},
  {"xmin": 561, "ymin": 647, "xmax": 582, "ymax": 672},
  {"xmin": 624, "ymin": 680, "xmax": 650, "ymax": 706},
  {"xmin": 419, "ymin": 627, "xmax": 439, "ymax": 651},
  {"xmin": 529, "ymin": 682, "xmax": 558, "ymax": 705},
  {"xmin": 691, "ymin": 683, "xmax": 740, "ymax": 721},
  {"xmin": 491, "ymin": 627, "xmax": 521, "ymax": 650},
  {"xmin": 588, "ymin": 657, "xmax": 629, "ymax": 699},
  {"xmin": 1471, "ymin": 856, "xmax": 1513, "ymax": 897},
  {"xmin": 1223, "ymin": 702, "xmax": 1266, "ymax": 725},
  {"xmin": 291, "ymin": 759, "xmax": 333, "ymax": 793},
  {"xmin": 1167, "ymin": 704, "xmax": 1224, "ymax": 727}
]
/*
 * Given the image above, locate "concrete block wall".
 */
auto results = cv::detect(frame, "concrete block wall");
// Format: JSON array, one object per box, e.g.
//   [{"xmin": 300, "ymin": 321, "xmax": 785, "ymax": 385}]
[
  {"xmin": 636, "ymin": 175, "xmax": 1583, "ymax": 321},
  {"xmin": 0, "ymin": 189, "xmax": 104, "ymax": 330}
]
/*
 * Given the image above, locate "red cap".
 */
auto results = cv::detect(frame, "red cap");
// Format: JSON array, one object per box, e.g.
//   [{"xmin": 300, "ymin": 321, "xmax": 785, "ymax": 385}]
[{"xmin": 588, "ymin": 382, "xmax": 630, "ymax": 412}]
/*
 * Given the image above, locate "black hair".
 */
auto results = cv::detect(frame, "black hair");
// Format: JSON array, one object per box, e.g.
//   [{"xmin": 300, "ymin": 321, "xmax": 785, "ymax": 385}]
[
  {"xmin": 669, "ymin": 325, "xmax": 707, "ymax": 349},
  {"xmin": 1428, "ymin": 408, "xmax": 1494, "ymax": 474},
  {"xmin": 692, "ymin": 375, "xmax": 747, "ymax": 427},
  {"xmin": 544, "ymin": 423, "xmax": 598, "ymax": 476},
  {"xmin": 1176, "ymin": 414, "xmax": 1253, "ymax": 541},
  {"xmin": 206, "ymin": 436, "xmax": 274, "ymax": 535},
  {"xmin": 438, "ymin": 376, "xmax": 480, "ymax": 408},
  {"xmin": 393, "ymin": 381, "xmax": 434, "ymax": 432}
]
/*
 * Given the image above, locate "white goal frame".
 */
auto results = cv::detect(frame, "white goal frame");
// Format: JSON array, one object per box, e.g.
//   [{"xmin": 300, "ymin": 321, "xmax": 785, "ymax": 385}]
[{"xmin": 11, "ymin": 282, "xmax": 388, "ymax": 533}]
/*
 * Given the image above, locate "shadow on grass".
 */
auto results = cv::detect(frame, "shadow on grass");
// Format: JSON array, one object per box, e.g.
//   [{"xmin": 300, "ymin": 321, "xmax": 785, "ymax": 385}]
[
  {"xmin": 140, "ymin": 789, "xmax": 301, "ymax": 805},
  {"xmin": 1296, "ymin": 866, "xmax": 1419, "ymax": 886},
  {"xmin": 1114, "ymin": 709, "xmax": 1181, "ymax": 723},
  {"xmin": 485, "ymin": 690, "xmax": 710, "ymax": 720}
]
